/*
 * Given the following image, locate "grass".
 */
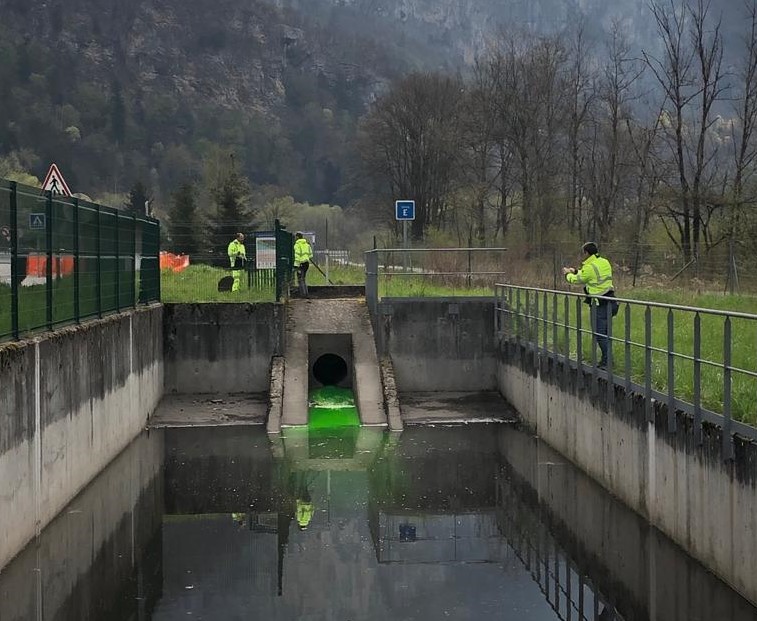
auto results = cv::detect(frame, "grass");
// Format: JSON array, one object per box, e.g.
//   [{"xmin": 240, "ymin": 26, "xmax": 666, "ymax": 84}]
[
  {"xmin": 507, "ymin": 288, "xmax": 757, "ymax": 425},
  {"xmin": 160, "ymin": 264, "xmax": 275, "ymax": 303},
  {"xmin": 0, "ymin": 269, "xmax": 144, "ymax": 339}
]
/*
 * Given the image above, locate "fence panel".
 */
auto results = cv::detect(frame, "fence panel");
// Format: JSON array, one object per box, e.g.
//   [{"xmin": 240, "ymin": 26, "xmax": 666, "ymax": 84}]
[{"xmin": 0, "ymin": 180, "xmax": 160, "ymax": 342}]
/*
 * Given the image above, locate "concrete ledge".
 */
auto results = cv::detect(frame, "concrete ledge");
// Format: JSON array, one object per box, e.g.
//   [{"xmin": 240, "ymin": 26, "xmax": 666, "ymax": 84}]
[
  {"xmin": 400, "ymin": 391, "xmax": 518, "ymax": 424},
  {"xmin": 150, "ymin": 393, "xmax": 268, "ymax": 428},
  {"xmin": 267, "ymin": 356, "xmax": 285, "ymax": 434},
  {"xmin": 379, "ymin": 357, "xmax": 402, "ymax": 431}
]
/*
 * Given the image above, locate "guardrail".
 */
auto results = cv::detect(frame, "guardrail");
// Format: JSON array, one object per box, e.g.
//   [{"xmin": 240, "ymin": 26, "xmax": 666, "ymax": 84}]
[
  {"xmin": 365, "ymin": 247, "xmax": 507, "ymax": 316},
  {"xmin": 0, "ymin": 180, "xmax": 160, "ymax": 341},
  {"xmin": 494, "ymin": 284, "xmax": 757, "ymax": 458}
]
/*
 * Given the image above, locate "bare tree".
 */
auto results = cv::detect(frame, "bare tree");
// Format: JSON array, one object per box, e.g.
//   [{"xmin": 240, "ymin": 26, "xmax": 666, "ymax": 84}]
[
  {"xmin": 582, "ymin": 22, "xmax": 644, "ymax": 241},
  {"xmin": 565, "ymin": 21, "xmax": 596, "ymax": 236},
  {"xmin": 360, "ymin": 73, "xmax": 465, "ymax": 239},
  {"xmin": 644, "ymin": 0, "xmax": 726, "ymax": 262},
  {"xmin": 729, "ymin": 0, "xmax": 757, "ymax": 280},
  {"xmin": 492, "ymin": 33, "xmax": 568, "ymax": 252}
]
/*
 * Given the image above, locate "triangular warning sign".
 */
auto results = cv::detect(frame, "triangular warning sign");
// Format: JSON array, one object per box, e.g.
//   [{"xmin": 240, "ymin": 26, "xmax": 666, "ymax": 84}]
[{"xmin": 41, "ymin": 163, "xmax": 72, "ymax": 197}]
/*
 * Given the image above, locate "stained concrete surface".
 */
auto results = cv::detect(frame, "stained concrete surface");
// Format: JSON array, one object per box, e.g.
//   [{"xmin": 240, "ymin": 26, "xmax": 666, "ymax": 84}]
[
  {"xmin": 282, "ymin": 299, "xmax": 385, "ymax": 427},
  {"xmin": 150, "ymin": 393, "xmax": 268, "ymax": 427},
  {"xmin": 399, "ymin": 391, "xmax": 518, "ymax": 424}
]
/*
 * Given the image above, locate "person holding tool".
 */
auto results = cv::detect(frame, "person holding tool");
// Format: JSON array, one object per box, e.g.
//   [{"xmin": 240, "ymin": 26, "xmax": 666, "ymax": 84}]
[
  {"xmin": 562, "ymin": 242, "xmax": 618, "ymax": 369},
  {"xmin": 227, "ymin": 232, "xmax": 246, "ymax": 292},
  {"xmin": 293, "ymin": 232, "xmax": 313, "ymax": 297}
]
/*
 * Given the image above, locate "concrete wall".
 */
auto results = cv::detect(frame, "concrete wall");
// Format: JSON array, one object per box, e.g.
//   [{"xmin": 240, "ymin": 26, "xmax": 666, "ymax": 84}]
[
  {"xmin": 164, "ymin": 303, "xmax": 283, "ymax": 394},
  {"xmin": 377, "ymin": 298, "xmax": 497, "ymax": 392},
  {"xmin": 497, "ymin": 344, "xmax": 757, "ymax": 607},
  {"xmin": 0, "ymin": 430, "xmax": 163, "ymax": 621},
  {"xmin": 497, "ymin": 426, "xmax": 757, "ymax": 620},
  {"xmin": 0, "ymin": 305, "xmax": 163, "ymax": 571}
]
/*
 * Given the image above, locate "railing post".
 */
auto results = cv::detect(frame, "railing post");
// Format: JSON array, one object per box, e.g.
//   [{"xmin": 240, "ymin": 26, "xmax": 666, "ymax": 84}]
[
  {"xmin": 723, "ymin": 317, "xmax": 734, "ymax": 461},
  {"xmin": 9, "ymin": 182, "xmax": 19, "ymax": 339},
  {"xmin": 563, "ymin": 295, "xmax": 570, "ymax": 390},
  {"xmin": 667, "ymin": 309, "xmax": 676, "ymax": 433},
  {"xmin": 73, "ymin": 197, "xmax": 80, "ymax": 323},
  {"xmin": 115, "ymin": 212, "xmax": 120, "ymax": 312},
  {"xmin": 132, "ymin": 214, "xmax": 138, "ymax": 307},
  {"xmin": 645, "ymin": 306, "xmax": 653, "ymax": 423},
  {"xmin": 516, "ymin": 288, "xmax": 522, "ymax": 346},
  {"xmin": 576, "ymin": 296, "xmax": 583, "ymax": 392},
  {"xmin": 45, "ymin": 190, "xmax": 53, "ymax": 330},
  {"xmin": 542, "ymin": 291, "xmax": 548, "ymax": 359},
  {"xmin": 693, "ymin": 313, "xmax": 703, "ymax": 445},
  {"xmin": 96, "ymin": 205, "xmax": 102, "ymax": 318},
  {"xmin": 625, "ymin": 303, "xmax": 632, "ymax": 413},
  {"xmin": 606, "ymin": 301, "xmax": 613, "ymax": 409}
]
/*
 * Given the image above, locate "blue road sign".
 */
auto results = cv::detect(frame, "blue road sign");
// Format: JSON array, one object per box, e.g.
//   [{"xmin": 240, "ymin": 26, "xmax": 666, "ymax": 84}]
[
  {"xmin": 395, "ymin": 200, "xmax": 415, "ymax": 221},
  {"xmin": 29, "ymin": 213, "xmax": 46, "ymax": 230}
]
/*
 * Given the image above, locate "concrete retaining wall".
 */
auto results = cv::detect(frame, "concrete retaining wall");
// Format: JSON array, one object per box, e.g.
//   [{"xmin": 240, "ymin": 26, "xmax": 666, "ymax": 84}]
[
  {"xmin": 496, "ymin": 344, "xmax": 757, "ymax": 607},
  {"xmin": 0, "ymin": 305, "xmax": 163, "ymax": 570},
  {"xmin": 0, "ymin": 431, "xmax": 163, "ymax": 620},
  {"xmin": 377, "ymin": 298, "xmax": 497, "ymax": 392},
  {"xmin": 163, "ymin": 303, "xmax": 283, "ymax": 394}
]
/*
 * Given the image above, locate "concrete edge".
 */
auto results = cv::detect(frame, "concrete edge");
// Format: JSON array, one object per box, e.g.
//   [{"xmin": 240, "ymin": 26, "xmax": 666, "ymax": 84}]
[
  {"xmin": 380, "ymin": 356, "xmax": 403, "ymax": 432},
  {"xmin": 266, "ymin": 356, "xmax": 285, "ymax": 435}
]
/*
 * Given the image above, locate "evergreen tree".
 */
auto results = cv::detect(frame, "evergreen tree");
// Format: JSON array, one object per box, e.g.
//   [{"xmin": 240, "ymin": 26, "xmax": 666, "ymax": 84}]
[
  {"xmin": 210, "ymin": 158, "xmax": 252, "ymax": 258},
  {"xmin": 125, "ymin": 181, "xmax": 150, "ymax": 215},
  {"xmin": 168, "ymin": 182, "xmax": 201, "ymax": 255}
]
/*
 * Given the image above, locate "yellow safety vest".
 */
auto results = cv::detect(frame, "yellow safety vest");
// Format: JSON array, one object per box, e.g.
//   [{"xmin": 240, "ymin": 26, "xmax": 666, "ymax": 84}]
[
  {"xmin": 293, "ymin": 238, "xmax": 313, "ymax": 267},
  {"xmin": 227, "ymin": 239, "xmax": 246, "ymax": 267},
  {"xmin": 296, "ymin": 499, "xmax": 314, "ymax": 528},
  {"xmin": 566, "ymin": 254, "xmax": 614, "ymax": 296}
]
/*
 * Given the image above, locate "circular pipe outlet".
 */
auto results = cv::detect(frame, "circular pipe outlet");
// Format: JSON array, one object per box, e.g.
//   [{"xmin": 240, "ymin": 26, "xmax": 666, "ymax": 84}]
[{"xmin": 313, "ymin": 353, "xmax": 348, "ymax": 386}]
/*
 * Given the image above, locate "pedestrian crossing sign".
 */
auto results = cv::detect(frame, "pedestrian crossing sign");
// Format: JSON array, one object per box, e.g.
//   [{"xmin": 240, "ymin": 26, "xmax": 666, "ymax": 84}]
[{"xmin": 41, "ymin": 163, "xmax": 72, "ymax": 197}]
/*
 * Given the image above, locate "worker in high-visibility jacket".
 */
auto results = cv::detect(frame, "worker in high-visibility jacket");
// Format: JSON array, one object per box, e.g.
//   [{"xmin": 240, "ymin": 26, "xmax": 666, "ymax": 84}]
[
  {"xmin": 563, "ymin": 242, "xmax": 618, "ymax": 369},
  {"xmin": 293, "ymin": 232, "xmax": 313, "ymax": 298},
  {"xmin": 227, "ymin": 233, "xmax": 246, "ymax": 292}
]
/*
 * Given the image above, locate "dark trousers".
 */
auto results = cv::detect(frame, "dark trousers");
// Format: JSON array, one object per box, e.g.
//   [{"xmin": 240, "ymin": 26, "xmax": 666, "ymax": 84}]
[
  {"xmin": 297, "ymin": 262, "xmax": 309, "ymax": 296},
  {"xmin": 591, "ymin": 302, "xmax": 612, "ymax": 366}
]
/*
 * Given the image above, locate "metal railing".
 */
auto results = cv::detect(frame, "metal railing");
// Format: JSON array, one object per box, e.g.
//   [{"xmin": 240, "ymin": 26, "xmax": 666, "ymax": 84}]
[
  {"xmin": 365, "ymin": 247, "xmax": 506, "ymax": 316},
  {"xmin": 495, "ymin": 284, "xmax": 757, "ymax": 458},
  {"xmin": 497, "ymin": 468, "xmax": 623, "ymax": 621},
  {"xmin": 0, "ymin": 180, "xmax": 160, "ymax": 341}
]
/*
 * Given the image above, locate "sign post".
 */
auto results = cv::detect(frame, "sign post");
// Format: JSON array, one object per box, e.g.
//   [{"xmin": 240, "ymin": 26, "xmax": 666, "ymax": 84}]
[{"xmin": 395, "ymin": 200, "xmax": 415, "ymax": 272}]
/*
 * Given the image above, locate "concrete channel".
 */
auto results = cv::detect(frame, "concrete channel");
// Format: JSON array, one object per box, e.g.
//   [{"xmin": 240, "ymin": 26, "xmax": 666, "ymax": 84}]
[{"xmin": 0, "ymin": 293, "xmax": 755, "ymax": 618}]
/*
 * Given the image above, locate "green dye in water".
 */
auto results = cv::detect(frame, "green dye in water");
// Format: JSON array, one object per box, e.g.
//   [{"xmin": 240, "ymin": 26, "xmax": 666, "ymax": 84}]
[{"xmin": 308, "ymin": 386, "xmax": 360, "ymax": 429}]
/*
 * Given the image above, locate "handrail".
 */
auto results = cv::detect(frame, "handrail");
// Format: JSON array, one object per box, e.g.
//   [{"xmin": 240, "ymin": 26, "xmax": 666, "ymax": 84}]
[
  {"xmin": 367, "ymin": 247, "xmax": 508, "ymax": 253},
  {"xmin": 496, "ymin": 282, "xmax": 757, "ymax": 321}
]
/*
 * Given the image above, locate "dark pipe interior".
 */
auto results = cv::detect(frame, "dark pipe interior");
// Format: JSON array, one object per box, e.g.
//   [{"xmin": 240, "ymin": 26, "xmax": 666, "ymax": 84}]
[{"xmin": 313, "ymin": 353, "xmax": 348, "ymax": 386}]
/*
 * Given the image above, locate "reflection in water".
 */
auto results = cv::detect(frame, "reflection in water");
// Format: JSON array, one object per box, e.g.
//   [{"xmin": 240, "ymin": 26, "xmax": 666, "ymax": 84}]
[{"xmin": 1, "ymin": 424, "xmax": 755, "ymax": 620}]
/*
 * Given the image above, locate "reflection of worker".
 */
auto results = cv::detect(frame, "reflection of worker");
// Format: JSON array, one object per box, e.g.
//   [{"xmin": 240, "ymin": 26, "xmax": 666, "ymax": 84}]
[
  {"xmin": 293, "ymin": 232, "xmax": 313, "ymax": 298},
  {"xmin": 563, "ymin": 242, "xmax": 617, "ymax": 369},
  {"xmin": 227, "ymin": 233, "xmax": 246, "ymax": 292},
  {"xmin": 277, "ymin": 470, "xmax": 315, "ymax": 596}
]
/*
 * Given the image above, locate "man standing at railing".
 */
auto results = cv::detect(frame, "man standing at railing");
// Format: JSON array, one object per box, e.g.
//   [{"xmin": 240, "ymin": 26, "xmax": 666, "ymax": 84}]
[
  {"xmin": 293, "ymin": 232, "xmax": 313, "ymax": 298},
  {"xmin": 227, "ymin": 232, "xmax": 246, "ymax": 292},
  {"xmin": 563, "ymin": 242, "xmax": 618, "ymax": 369}
]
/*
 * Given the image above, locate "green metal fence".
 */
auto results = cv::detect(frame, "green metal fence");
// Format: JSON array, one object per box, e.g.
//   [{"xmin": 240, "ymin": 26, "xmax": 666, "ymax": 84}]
[{"xmin": 0, "ymin": 180, "xmax": 160, "ymax": 341}]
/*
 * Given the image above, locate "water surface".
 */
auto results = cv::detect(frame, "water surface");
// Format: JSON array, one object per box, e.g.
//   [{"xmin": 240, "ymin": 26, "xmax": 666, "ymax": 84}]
[{"xmin": 1, "ymin": 424, "xmax": 755, "ymax": 620}]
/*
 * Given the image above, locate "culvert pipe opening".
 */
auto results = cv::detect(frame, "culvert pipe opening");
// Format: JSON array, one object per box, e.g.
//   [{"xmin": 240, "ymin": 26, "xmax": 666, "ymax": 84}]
[{"xmin": 312, "ymin": 353, "xmax": 348, "ymax": 386}]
